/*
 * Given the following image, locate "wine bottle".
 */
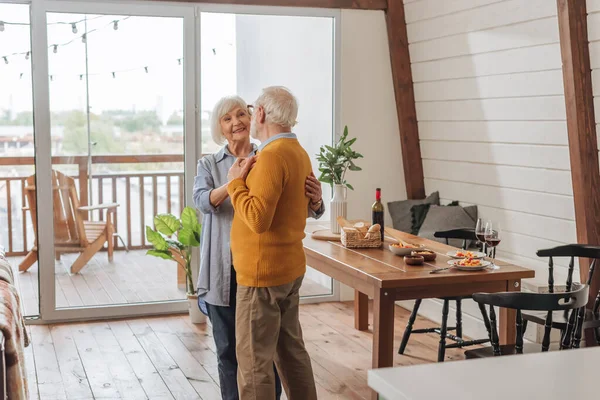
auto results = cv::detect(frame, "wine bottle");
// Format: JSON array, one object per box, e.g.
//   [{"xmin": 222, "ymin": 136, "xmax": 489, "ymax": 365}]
[{"xmin": 372, "ymin": 188, "xmax": 385, "ymax": 242}]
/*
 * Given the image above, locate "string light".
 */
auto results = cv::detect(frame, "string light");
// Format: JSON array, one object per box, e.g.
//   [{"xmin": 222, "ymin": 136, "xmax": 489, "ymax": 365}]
[
  {"xmin": 80, "ymin": 74, "xmax": 83, "ymax": 80},
  {"xmin": 177, "ymin": 58, "xmax": 182, "ymax": 65},
  {"xmin": 0, "ymin": 22, "xmax": 4, "ymax": 32},
  {"xmin": 25, "ymin": 51, "xmax": 30, "ymax": 60},
  {"xmin": 19, "ymin": 73, "xmax": 23, "ymax": 79},
  {"xmin": 71, "ymin": 23, "xmax": 77, "ymax": 34},
  {"xmin": 3, "ymin": 57, "xmax": 8, "ymax": 65},
  {"xmin": 112, "ymin": 72, "xmax": 116, "ymax": 78},
  {"xmin": 113, "ymin": 20, "xmax": 119, "ymax": 30},
  {"xmin": 53, "ymin": 45, "xmax": 58, "ymax": 54},
  {"xmin": 144, "ymin": 66, "xmax": 148, "ymax": 73},
  {"xmin": 81, "ymin": 33, "xmax": 86, "ymax": 43}
]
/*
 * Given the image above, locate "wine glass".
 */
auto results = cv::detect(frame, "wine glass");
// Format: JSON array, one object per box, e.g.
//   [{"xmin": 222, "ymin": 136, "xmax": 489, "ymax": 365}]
[
  {"xmin": 475, "ymin": 218, "xmax": 488, "ymax": 253},
  {"xmin": 484, "ymin": 221, "xmax": 501, "ymax": 270}
]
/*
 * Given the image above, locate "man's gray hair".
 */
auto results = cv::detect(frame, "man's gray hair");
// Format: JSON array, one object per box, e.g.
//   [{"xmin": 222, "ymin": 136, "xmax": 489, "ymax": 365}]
[
  {"xmin": 211, "ymin": 95, "xmax": 248, "ymax": 146},
  {"xmin": 254, "ymin": 86, "xmax": 298, "ymax": 129}
]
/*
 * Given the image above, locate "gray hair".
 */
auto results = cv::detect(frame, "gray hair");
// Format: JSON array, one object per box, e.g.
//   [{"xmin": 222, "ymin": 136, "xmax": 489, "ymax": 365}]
[
  {"xmin": 210, "ymin": 95, "xmax": 249, "ymax": 146},
  {"xmin": 254, "ymin": 86, "xmax": 298, "ymax": 129}
]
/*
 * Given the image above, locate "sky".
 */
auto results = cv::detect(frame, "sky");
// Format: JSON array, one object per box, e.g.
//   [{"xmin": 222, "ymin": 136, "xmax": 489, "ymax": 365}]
[{"xmin": 0, "ymin": 3, "xmax": 237, "ymax": 123}]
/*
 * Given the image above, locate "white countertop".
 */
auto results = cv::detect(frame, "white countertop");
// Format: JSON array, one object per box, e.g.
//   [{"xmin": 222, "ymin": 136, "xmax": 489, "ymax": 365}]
[{"xmin": 368, "ymin": 347, "xmax": 599, "ymax": 400}]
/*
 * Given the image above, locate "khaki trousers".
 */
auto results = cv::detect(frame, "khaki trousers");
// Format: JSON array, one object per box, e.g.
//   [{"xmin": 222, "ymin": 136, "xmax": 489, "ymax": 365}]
[{"xmin": 236, "ymin": 275, "xmax": 317, "ymax": 400}]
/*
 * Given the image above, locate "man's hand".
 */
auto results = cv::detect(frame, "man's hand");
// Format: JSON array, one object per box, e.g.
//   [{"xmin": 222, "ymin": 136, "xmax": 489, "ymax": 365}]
[
  {"xmin": 306, "ymin": 172, "xmax": 323, "ymax": 210},
  {"xmin": 228, "ymin": 156, "xmax": 257, "ymax": 182}
]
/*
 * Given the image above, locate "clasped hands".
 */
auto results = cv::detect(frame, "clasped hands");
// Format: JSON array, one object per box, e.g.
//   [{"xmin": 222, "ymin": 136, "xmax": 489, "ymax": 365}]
[{"xmin": 227, "ymin": 156, "xmax": 322, "ymax": 209}]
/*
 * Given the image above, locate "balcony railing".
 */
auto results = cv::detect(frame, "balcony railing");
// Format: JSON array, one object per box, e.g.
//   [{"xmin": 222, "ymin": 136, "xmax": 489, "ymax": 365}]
[{"xmin": 0, "ymin": 154, "xmax": 186, "ymax": 256}]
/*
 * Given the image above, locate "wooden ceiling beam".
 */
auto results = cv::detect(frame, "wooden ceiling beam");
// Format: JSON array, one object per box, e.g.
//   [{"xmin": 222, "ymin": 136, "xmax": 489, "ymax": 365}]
[
  {"xmin": 556, "ymin": 0, "xmax": 600, "ymax": 318},
  {"xmin": 158, "ymin": 0, "xmax": 387, "ymax": 10},
  {"xmin": 385, "ymin": 0, "xmax": 425, "ymax": 199}
]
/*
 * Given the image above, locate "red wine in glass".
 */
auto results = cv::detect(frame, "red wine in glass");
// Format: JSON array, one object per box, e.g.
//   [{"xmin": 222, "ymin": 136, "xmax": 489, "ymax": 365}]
[
  {"xmin": 476, "ymin": 233, "xmax": 487, "ymax": 243},
  {"xmin": 486, "ymin": 238, "xmax": 501, "ymax": 247}
]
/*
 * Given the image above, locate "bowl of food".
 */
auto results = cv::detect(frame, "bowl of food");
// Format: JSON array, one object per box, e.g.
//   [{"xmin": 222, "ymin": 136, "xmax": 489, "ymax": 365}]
[
  {"xmin": 411, "ymin": 250, "xmax": 436, "ymax": 262},
  {"xmin": 389, "ymin": 242, "xmax": 420, "ymax": 256},
  {"xmin": 404, "ymin": 255, "xmax": 424, "ymax": 266}
]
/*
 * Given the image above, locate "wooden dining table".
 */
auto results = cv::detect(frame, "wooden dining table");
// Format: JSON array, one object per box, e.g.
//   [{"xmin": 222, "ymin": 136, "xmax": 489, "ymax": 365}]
[{"xmin": 303, "ymin": 226, "xmax": 534, "ymax": 399}]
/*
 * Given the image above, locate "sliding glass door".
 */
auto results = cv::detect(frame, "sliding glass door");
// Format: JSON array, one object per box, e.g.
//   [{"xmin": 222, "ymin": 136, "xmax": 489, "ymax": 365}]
[
  {"xmin": 22, "ymin": 0, "xmax": 339, "ymax": 321},
  {"xmin": 32, "ymin": 0, "xmax": 197, "ymax": 320}
]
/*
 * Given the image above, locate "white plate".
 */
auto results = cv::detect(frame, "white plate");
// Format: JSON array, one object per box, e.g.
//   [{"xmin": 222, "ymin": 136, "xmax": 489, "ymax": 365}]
[
  {"xmin": 445, "ymin": 250, "xmax": 486, "ymax": 259},
  {"xmin": 446, "ymin": 259, "xmax": 491, "ymax": 271}
]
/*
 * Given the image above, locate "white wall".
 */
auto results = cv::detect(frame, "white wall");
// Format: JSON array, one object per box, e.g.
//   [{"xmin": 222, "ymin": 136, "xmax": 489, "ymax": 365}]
[
  {"xmin": 589, "ymin": 1, "xmax": 600, "ymax": 152},
  {"xmin": 403, "ymin": 0, "xmax": 575, "ymax": 341},
  {"xmin": 338, "ymin": 9, "xmax": 407, "ymax": 300}
]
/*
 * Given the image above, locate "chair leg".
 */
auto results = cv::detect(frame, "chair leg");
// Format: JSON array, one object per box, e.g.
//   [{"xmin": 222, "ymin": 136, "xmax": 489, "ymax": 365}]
[
  {"xmin": 18, "ymin": 250, "xmax": 38, "ymax": 272},
  {"xmin": 478, "ymin": 302, "xmax": 492, "ymax": 337},
  {"xmin": 107, "ymin": 226, "xmax": 114, "ymax": 263},
  {"xmin": 438, "ymin": 300, "xmax": 450, "ymax": 362},
  {"xmin": 70, "ymin": 234, "xmax": 108, "ymax": 274},
  {"xmin": 455, "ymin": 299, "xmax": 463, "ymax": 339},
  {"xmin": 399, "ymin": 299, "xmax": 422, "ymax": 355},
  {"xmin": 55, "ymin": 252, "xmax": 61, "ymax": 261}
]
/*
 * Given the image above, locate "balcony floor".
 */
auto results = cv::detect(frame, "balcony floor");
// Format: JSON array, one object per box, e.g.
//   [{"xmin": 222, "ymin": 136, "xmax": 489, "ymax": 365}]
[{"xmin": 9, "ymin": 250, "xmax": 333, "ymax": 316}]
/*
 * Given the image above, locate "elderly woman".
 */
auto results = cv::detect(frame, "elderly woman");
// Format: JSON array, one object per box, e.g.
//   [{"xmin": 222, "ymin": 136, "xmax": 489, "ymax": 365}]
[{"xmin": 193, "ymin": 95, "xmax": 324, "ymax": 400}]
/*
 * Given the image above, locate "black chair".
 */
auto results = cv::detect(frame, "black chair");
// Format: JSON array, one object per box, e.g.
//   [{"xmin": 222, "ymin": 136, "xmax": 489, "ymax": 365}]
[
  {"xmin": 520, "ymin": 244, "xmax": 600, "ymax": 349},
  {"xmin": 398, "ymin": 228, "xmax": 491, "ymax": 362},
  {"xmin": 464, "ymin": 283, "xmax": 589, "ymax": 358}
]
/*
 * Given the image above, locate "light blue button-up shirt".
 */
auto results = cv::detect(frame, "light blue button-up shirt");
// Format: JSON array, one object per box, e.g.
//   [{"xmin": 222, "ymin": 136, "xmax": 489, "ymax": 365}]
[{"xmin": 193, "ymin": 140, "xmax": 324, "ymax": 312}]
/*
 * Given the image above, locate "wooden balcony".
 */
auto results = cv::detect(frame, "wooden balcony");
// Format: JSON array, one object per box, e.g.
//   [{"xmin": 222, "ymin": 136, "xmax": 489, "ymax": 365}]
[{"xmin": 0, "ymin": 154, "xmax": 332, "ymax": 315}]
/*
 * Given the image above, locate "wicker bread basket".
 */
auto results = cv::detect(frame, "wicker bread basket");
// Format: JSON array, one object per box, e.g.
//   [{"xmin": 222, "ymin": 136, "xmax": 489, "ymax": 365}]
[{"xmin": 337, "ymin": 217, "xmax": 382, "ymax": 248}]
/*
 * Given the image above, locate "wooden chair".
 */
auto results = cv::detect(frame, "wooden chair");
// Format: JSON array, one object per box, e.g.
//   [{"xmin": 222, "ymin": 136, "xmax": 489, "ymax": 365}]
[
  {"xmin": 464, "ymin": 283, "xmax": 589, "ymax": 358},
  {"xmin": 399, "ymin": 228, "xmax": 491, "ymax": 362},
  {"xmin": 19, "ymin": 170, "xmax": 119, "ymax": 274},
  {"xmin": 520, "ymin": 244, "xmax": 600, "ymax": 349}
]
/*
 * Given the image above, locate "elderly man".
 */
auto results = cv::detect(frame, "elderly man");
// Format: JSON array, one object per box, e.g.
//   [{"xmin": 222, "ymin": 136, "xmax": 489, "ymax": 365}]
[{"xmin": 226, "ymin": 86, "xmax": 318, "ymax": 400}]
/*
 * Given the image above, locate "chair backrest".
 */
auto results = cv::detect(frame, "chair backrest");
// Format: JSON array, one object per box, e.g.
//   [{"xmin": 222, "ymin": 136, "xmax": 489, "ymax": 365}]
[
  {"xmin": 536, "ymin": 244, "xmax": 600, "ymax": 293},
  {"xmin": 433, "ymin": 228, "xmax": 476, "ymax": 250},
  {"xmin": 472, "ymin": 284, "xmax": 589, "ymax": 354},
  {"xmin": 23, "ymin": 170, "xmax": 87, "ymax": 246}
]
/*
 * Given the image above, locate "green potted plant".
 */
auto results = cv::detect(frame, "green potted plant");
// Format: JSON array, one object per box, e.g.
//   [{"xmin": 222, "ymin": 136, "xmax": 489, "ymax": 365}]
[
  {"xmin": 145, "ymin": 206, "xmax": 205, "ymax": 323},
  {"xmin": 316, "ymin": 125, "xmax": 363, "ymax": 234}
]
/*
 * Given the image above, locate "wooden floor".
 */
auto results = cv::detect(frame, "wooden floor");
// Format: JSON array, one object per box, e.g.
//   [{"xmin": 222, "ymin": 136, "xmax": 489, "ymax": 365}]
[
  {"xmin": 10, "ymin": 250, "xmax": 331, "ymax": 316},
  {"xmin": 24, "ymin": 301, "xmax": 472, "ymax": 400}
]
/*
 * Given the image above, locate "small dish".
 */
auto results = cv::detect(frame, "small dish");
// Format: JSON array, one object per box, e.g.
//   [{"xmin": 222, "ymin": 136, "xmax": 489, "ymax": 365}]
[
  {"xmin": 389, "ymin": 243, "xmax": 424, "ymax": 256},
  {"xmin": 411, "ymin": 250, "xmax": 436, "ymax": 262},
  {"xmin": 404, "ymin": 255, "xmax": 424, "ymax": 266}
]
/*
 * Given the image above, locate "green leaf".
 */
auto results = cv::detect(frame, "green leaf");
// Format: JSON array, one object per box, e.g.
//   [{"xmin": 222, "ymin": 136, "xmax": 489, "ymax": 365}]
[
  {"xmin": 146, "ymin": 249, "xmax": 174, "ymax": 261},
  {"xmin": 348, "ymin": 165, "xmax": 362, "ymax": 171},
  {"xmin": 166, "ymin": 239, "xmax": 184, "ymax": 250},
  {"xmin": 179, "ymin": 226, "xmax": 200, "ymax": 247},
  {"xmin": 154, "ymin": 214, "xmax": 179, "ymax": 236},
  {"xmin": 146, "ymin": 226, "xmax": 169, "ymax": 251},
  {"xmin": 346, "ymin": 183, "xmax": 354, "ymax": 190},
  {"xmin": 342, "ymin": 125, "xmax": 348, "ymax": 139},
  {"xmin": 181, "ymin": 206, "xmax": 200, "ymax": 231},
  {"xmin": 319, "ymin": 175, "xmax": 333, "ymax": 184}
]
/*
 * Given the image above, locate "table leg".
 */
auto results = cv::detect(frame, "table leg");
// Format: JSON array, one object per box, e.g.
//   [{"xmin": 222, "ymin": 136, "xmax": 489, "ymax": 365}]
[
  {"xmin": 371, "ymin": 288, "xmax": 395, "ymax": 400},
  {"xmin": 355, "ymin": 290, "xmax": 369, "ymax": 331},
  {"xmin": 500, "ymin": 279, "xmax": 520, "ymax": 345}
]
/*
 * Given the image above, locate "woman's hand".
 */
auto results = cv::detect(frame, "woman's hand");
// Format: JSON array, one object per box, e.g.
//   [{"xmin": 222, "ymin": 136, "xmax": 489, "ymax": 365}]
[
  {"xmin": 228, "ymin": 156, "xmax": 257, "ymax": 182},
  {"xmin": 306, "ymin": 172, "xmax": 323, "ymax": 210}
]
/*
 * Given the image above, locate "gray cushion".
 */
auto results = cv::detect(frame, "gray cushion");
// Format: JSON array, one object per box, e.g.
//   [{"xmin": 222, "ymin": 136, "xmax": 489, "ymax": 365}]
[
  {"xmin": 418, "ymin": 204, "xmax": 478, "ymax": 248},
  {"xmin": 387, "ymin": 191, "xmax": 440, "ymax": 234}
]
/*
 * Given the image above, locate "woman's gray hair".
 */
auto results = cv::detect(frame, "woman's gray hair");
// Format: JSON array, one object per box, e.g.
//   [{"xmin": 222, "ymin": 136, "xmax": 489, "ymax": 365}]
[
  {"xmin": 254, "ymin": 86, "xmax": 298, "ymax": 129},
  {"xmin": 210, "ymin": 95, "xmax": 249, "ymax": 146}
]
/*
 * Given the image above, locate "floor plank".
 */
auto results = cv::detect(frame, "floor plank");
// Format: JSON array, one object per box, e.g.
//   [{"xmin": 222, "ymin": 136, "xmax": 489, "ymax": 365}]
[
  {"xmin": 108, "ymin": 320, "xmax": 174, "ymax": 399},
  {"xmin": 48, "ymin": 325, "xmax": 94, "ymax": 399},
  {"xmin": 29, "ymin": 325, "xmax": 68, "ymax": 400},
  {"xmin": 126, "ymin": 318, "xmax": 200, "ymax": 400}
]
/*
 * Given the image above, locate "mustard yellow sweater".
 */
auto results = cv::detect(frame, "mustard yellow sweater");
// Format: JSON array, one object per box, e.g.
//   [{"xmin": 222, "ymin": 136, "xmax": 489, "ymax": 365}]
[{"xmin": 228, "ymin": 138, "xmax": 312, "ymax": 287}]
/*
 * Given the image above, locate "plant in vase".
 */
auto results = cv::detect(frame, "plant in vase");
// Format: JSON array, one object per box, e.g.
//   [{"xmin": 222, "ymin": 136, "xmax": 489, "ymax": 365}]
[
  {"xmin": 316, "ymin": 125, "xmax": 363, "ymax": 234},
  {"xmin": 145, "ymin": 206, "xmax": 205, "ymax": 323}
]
